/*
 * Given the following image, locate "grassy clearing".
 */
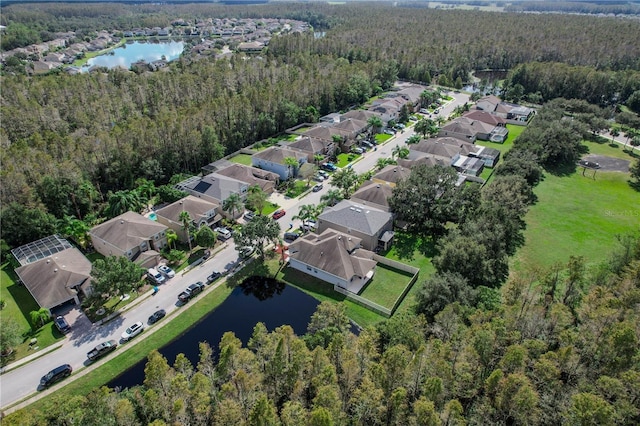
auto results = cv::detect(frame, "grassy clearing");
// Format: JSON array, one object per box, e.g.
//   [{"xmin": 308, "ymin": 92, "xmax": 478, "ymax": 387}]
[
  {"xmin": 229, "ymin": 154, "xmax": 253, "ymax": 166},
  {"xmin": 0, "ymin": 263, "xmax": 63, "ymax": 366},
  {"xmin": 582, "ymin": 138, "xmax": 639, "ymax": 160},
  {"xmin": 358, "ymin": 265, "xmax": 414, "ymax": 309},
  {"xmin": 514, "ymin": 167, "xmax": 639, "ymax": 271}
]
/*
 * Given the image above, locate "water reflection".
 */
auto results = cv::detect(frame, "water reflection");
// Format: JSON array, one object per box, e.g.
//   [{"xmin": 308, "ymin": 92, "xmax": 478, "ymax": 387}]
[
  {"xmin": 240, "ymin": 275, "xmax": 285, "ymax": 300},
  {"xmin": 83, "ymin": 40, "xmax": 184, "ymax": 71}
]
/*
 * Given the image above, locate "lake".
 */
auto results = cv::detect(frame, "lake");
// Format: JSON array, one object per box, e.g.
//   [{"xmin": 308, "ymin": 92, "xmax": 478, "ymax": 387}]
[
  {"xmin": 108, "ymin": 277, "xmax": 320, "ymax": 390},
  {"xmin": 83, "ymin": 40, "xmax": 184, "ymax": 72}
]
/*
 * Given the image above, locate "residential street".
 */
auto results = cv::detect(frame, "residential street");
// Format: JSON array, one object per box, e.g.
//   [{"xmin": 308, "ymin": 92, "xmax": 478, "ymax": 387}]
[{"xmin": 0, "ymin": 89, "xmax": 470, "ymax": 413}]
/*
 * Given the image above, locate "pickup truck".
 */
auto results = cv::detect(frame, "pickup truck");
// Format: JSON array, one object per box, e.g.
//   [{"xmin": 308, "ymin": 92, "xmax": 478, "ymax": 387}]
[
  {"xmin": 87, "ymin": 340, "xmax": 118, "ymax": 361},
  {"xmin": 178, "ymin": 281, "xmax": 206, "ymax": 303}
]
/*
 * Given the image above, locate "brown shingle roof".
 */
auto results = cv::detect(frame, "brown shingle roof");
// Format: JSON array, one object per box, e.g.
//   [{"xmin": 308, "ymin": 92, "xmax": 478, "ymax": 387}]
[
  {"xmin": 155, "ymin": 195, "xmax": 218, "ymax": 224},
  {"xmin": 216, "ymin": 163, "xmax": 278, "ymax": 192},
  {"xmin": 252, "ymin": 146, "xmax": 308, "ymax": 164},
  {"xmin": 90, "ymin": 211, "xmax": 167, "ymax": 253},
  {"xmin": 350, "ymin": 180, "xmax": 394, "ymax": 210}
]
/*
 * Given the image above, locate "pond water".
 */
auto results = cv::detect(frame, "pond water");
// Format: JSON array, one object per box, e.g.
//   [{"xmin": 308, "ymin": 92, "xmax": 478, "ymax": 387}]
[
  {"xmin": 82, "ymin": 40, "xmax": 184, "ymax": 72},
  {"xmin": 462, "ymin": 69, "xmax": 508, "ymax": 94},
  {"xmin": 108, "ymin": 277, "xmax": 320, "ymax": 390}
]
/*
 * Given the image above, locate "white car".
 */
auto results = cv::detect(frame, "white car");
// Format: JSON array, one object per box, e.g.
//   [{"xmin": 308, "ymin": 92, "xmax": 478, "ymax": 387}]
[
  {"xmin": 121, "ymin": 322, "xmax": 144, "ymax": 341},
  {"xmin": 157, "ymin": 264, "xmax": 175, "ymax": 278}
]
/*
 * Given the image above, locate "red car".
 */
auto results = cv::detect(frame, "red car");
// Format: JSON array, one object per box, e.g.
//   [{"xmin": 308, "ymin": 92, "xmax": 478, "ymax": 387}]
[{"xmin": 272, "ymin": 209, "xmax": 286, "ymax": 220}]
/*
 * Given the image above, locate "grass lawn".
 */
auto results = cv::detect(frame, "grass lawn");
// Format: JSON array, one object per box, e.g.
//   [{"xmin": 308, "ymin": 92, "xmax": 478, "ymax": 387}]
[
  {"xmin": 514, "ymin": 167, "xmax": 639, "ymax": 271},
  {"xmin": 582, "ymin": 138, "xmax": 639, "ymax": 160},
  {"xmin": 358, "ymin": 265, "xmax": 414, "ymax": 309},
  {"xmin": 229, "ymin": 154, "xmax": 253, "ymax": 166},
  {"xmin": 375, "ymin": 133, "xmax": 393, "ymax": 144},
  {"xmin": 285, "ymin": 180, "xmax": 310, "ymax": 198},
  {"xmin": 0, "ymin": 263, "xmax": 63, "ymax": 366},
  {"xmin": 336, "ymin": 152, "xmax": 360, "ymax": 168},
  {"xmin": 85, "ymin": 252, "xmax": 105, "ymax": 263},
  {"xmin": 261, "ymin": 202, "xmax": 280, "ymax": 216},
  {"xmin": 475, "ymin": 123, "xmax": 523, "ymax": 157},
  {"xmin": 479, "ymin": 167, "xmax": 494, "ymax": 182}
]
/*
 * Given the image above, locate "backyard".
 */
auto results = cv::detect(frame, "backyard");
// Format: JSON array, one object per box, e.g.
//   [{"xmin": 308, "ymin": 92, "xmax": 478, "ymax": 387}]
[
  {"xmin": 358, "ymin": 264, "xmax": 415, "ymax": 310},
  {"xmin": 228, "ymin": 153, "xmax": 253, "ymax": 166}
]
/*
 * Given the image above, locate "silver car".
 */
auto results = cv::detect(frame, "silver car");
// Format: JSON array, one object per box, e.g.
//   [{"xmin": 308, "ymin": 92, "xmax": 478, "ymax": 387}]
[{"xmin": 121, "ymin": 321, "xmax": 144, "ymax": 341}]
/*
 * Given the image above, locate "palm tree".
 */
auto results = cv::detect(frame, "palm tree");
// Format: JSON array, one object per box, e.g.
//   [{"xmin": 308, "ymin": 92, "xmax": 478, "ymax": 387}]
[
  {"xmin": 166, "ymin": 229, "xmax": 178, "ymax": 250},
  {"xmin": 293, "ymin": 203, "xmax": 325, "ymax": 224},
  {"xmin": 247, "ymin": 185, "xmax": 268, "ymax": 215},
  {"xmin": 331, "ymin": 168, "xmax": 359, "ymax": 199},
  {"xmin": 376, "ymin": 158, "xmax": 394, "ymax": 170},
  {"xmin": 30, "ymin": 308, "xmax": 50, "ymax": 329},
  {"xmin": 367, "ymin": 116, "xmax": 384, "ymax": 138},
  {"xmin": 223, "ymin": 193, "xmax": 244, "ymax": 219},
  {"xmin": 61, "ymin": 216, "xmax": 91, "ymax": 250},
  {"xmin": 321, "ymin": 189, "xmax": 343, "ymax": 207},
  {"xmin": 107, "ymin": 190, "xmax": 143, "ymax": 217},
  {"xmin": 313, "ymin": 154, "xmax": 324, "ymax": 165},
  {"xmin": 392, "ymin": 145, "xmax": 410, "ymax": 160},
  {"xmin": 283, "ymin": 156, "xmax": 299, "ymax": 181},
  {"xmin": 179, "ymin": 210, "xmax": 193, "ymax": 253},
  {"xmin": 610, "ymin": 128, "xmax": 620, "ymax": 145}
]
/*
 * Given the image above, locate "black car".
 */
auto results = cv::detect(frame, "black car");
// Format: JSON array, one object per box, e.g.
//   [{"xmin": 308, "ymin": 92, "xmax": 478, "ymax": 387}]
[
  {"xmin": 207, "ymin": 271, "xmax": 221, "ymax": 284},
  {"xmin": 179, "ymin": 282, "xmax": 206, "ymax": 303},
  {"xmin": 284, "ymin": 232, "xmax": 300, "ymax": 241},
  {"xmin": 148, "ymin": 309, "xmax": 166, "ymax": 325},
  {"xmin": 54, "ymin": 316, "xmax": 71, "ymax": 334},
  {"xmin": 40, "ymin": 364, "xmax": 72, "ymax": 388}
]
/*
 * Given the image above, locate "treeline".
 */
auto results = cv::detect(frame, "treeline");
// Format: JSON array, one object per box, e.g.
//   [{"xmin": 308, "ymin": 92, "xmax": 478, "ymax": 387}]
[
  {"xmin": 5, "ymin": 235, "xmax": 640, "ymax": 425},
  {"xmin": 506, "ymin": 1, "xmax": 640, "ymax": 16},
  {"xmin": 501, "ymin": 62, "xmax": 640, "ymax": 110}
]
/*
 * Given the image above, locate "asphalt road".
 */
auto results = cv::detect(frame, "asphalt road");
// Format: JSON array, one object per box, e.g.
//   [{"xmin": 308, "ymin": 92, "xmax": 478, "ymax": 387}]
[{"xmin": 0, "ymin": 89, "xmax": 470, "ymax": 412}]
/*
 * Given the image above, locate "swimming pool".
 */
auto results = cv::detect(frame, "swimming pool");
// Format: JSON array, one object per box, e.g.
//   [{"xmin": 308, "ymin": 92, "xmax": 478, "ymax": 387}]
[{"xmin": 148, "ymin": 213, "xmax": 157, "ymax": 221}]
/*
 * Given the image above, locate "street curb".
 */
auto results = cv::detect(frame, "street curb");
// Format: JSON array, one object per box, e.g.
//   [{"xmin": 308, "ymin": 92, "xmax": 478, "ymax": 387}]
[{"xmin": 0, "ymin": 342, "xmax": 65, "ymax": 375}]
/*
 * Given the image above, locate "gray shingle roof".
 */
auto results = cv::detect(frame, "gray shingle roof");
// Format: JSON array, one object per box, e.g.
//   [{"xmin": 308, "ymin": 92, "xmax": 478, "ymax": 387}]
[
  {"xmin": 89, "ymin": 211, "xmax": 167, "ymax": 253},
  {"xmin": 318, "ymin": 200, "xmax": 392, "ymax": 236},
  {"xmin": 350, "ymin": 180, "xmax": 394, "ymax": 210}
]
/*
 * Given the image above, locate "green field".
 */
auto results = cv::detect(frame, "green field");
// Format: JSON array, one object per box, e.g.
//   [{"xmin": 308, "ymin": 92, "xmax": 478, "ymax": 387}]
[
  {"xmin": 515, "ymin": 163, "xmax": 639, "ymax": 271},
  {"xmin": 358, "ymin": 265, "xmax": 414, "ymax": 309},
  {"xmin": 229, "ymin": 153, "xmax": 253, "ymax": 166}
]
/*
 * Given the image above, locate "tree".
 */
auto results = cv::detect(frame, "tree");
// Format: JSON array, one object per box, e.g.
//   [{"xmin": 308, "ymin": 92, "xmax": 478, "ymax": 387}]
[
  {"xmin": 0, "ymin": 203, "xmax": 58, "ymax": 248},
  {"xmin": 406, "ymin": 134, "xmax": 421, "ymax": 145},
  {"xmin": 283, "ymin": 156, "xmax": 300, "ymax": 180},
  {"xmin": 367, "ymin": 116, "xmax": 383, "ymax": 134},
  {"xmin": 222, "ymin": 193, "xmax": 244, "ymax": 219},
  {"xmin": 313, "ymin": 154, "xmax": 325, "ymax": 166},
  {"xmin": 293, "ymin": 204, "xmax": 325, "ymax": 224},
  {"xmin": 629, "ymin": 159, "xmax": 640, "ymax": 190},
  {"xmin": 246, "ymin": 185, "xmax": 268, "ymax": 215},
  {"xmin": 414, "ymin": 272, "xmax": 475, "ymax": 322},
  {"xmin": 107, "ymin": 190, "xmax": 144, "ymax": 218},
  {"xmin": 91, "ymin": 256, "xmax": 144, "ymax": 301},
  {"xmin": 391, "ymin": 144, "xmax": 409, "ymax": 160},
  {"xmin": 330, "ymin": 167, "xmax": 359, "ymax": 199},
  {"xmin": 610, "ymin": 128, "xmax": 620, "ymax": 145},
  {"xmin": 166, "ymin": 229, "xmax": 178, "ymax": 250},
  {"xmin": 195, "ymin": 225, "xmax": 217, "ymax": 249},
  {"xmin": 320, "ymin": 189, "xmax": 343, "ymax": 207},
  {"xmin": 30, "ymin": 308, "xmax": 51, "ymax": 329},
  {"xmin": 414, "ymin": 118, "xmax": 434, "ymax": 138},
  {"xmin": 388, "ymin": 165, "xmax": 462, "ymax": 236},
  {"xmin": 234, "ymin": 215, "xmax": 281, "ymax": 258},
  {"xmin": 566, "ymin": 392, "xmax": 614, "ymax": 426},
  {"xmin": 60, "ymin": 216, "xmax": 91, "ymax": 250},
  {"xmin": 179, "ymin": 210, "xmax": 193, "ymax": 253},
  {"xmin": 0, "ymin": 317, "xmax": 23, "ymax": 356},
  {"xmin": 375, "ymin": 157, "xmax": 395, "ymax": 170}
]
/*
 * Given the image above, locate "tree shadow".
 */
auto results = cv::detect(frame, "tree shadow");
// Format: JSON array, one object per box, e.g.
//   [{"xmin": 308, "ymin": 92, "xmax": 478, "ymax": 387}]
[
  {"xmin": 391, "ymin": 232, "xmax": 420, "ymax": 261},
  {"xmin": 628, "ymin": 180, "xmax": 640, "ymax": 192},
  {"xmin": 545, "ymin": 162, "xmax": 577, "ymax": 177},
  {"xmin": 239, "ymin": 276, "xmax": 285, "ymax": 301},
  {"xmin": 225, "ymin": 258, "xmax": 271, "ymax": 288}
]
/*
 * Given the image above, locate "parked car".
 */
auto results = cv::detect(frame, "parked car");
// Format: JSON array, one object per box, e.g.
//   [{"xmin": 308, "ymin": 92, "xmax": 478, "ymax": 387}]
[
  {"xmin": 313, "ymin": 174, "xmax": 325, "ymax": 182},
  {"xmin": 272, "ymin": 209, "xmax": 286, "ymax": 220},
  {"xmin": 434, "ymin": 108, "xmax": 441, "ymax": 114},
  {"xmin": 284, "ymin": 232, "xmax": 300, "ymax": 242},
  {"xmin": 239, "ymin": 246, "xmax": 256, "ymax": 259},
  {"xmin": 361, "ymin": 141, "xmax": 374, "ymax": 149},
  {"xmin": 148, "ymin": 309, "xmax": 166, "ymax": 325},
  {"xmin": 40, "ymin": 364, "xmax": 72, "ymax": 388},
  {"xmin": 396, "ymin": 123, "xmax": 406, "ymax": 129},
  {"xmin": 419, "ymin": 108, "xmax": 429, "ymax": 114},
  {"xmin": 302, "ymin": 220, "xmax": 317, "ymax": 231},
  {"xmin": 121, "ymin": 321, "xmax": 144, "ymax": 341},
  {"xmin": 244, "ymin": 211, "xmax": 256, "ymax": 221},
  {"xmin": 157, "ymin": 265, "xmax": 175, "ymax": 278},
  {"xmin": 147, "ymin": 268, "xmax": 166, "ymax": 285},
  {"xmin": 178, "ymin": 282, "xmax": 206, "ymax": 303},
  {"xmin": 87, "ymin": 340, "xmax": 118, "ymax": 361},
  {"xmin": 383, "ymin": 129, "xmax": 395, "ymax": 135},
  {"xmin": 202, "ymin": 249, "xmax": 211, "ymax": 260},
  {"xmin": 214, "ymin": 227, "xmax": 232, "ymax": 240},
  {"xmin": 54, "ymin": 316, "xmax": 71, "ymax": 334},
  {"xmin": 322, "ymin": 162, "xmax": 337, "ymax": 171},
  {"xmin": 312, "ymin": 183, "xmax": 323, "ymax": 192},
  {"xmin": 351, "ymin": 147, "xmax": 364, "ymax": 154},
  {"xmin": 318, "ymin": 170, "xmax": 329, "ymax": 178},
  {"xmin": 207, "ymin": 271, "xmax": 222, "ymax": 284}
]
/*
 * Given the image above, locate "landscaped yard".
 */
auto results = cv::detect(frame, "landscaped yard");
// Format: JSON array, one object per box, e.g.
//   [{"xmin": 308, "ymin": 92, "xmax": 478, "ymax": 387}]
[
  {"xmin": 475, "ymin": 123, "xmax": 523, "ymax": 157},
  {"xmin": 261, "ymin": 202, "xmax": 280, "ymax": 216},
  {"xmin": 285, "ymin": 180, "xmax": 310, "ymax": 198},
  {"xmin": 229, "ymin": 153, "xmax": 253, "ymax": 166},
  {"xmin": 358, "ymin": 265, "xmax": 414, "ymax": 309},
  {"xmin": 375, "ymin": 133, "xmax": 393, "ymax": 143},
  {"xmin": 0, "ymin": 262, "xmax": 62, "ymax": 366},
  {"xmin": 336, "ymin": 152, "xmax": 361, "ymax": 168},
  {"xmin": 514, "ymin": 166, "xmax": 639, "ymax": 271}
]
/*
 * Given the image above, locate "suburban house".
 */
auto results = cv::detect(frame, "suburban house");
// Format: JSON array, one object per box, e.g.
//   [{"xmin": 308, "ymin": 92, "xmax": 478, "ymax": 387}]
[
  {"xmin": 409, "ymin": 137, "xmax": 500, "ymax": 174},
  {"xmin": 175, "ymin": 173, "xmax": 249, "ymax": 205},
  {"xmin": 215, "ymin": 163, "xmax": 280, "ymax": 194},
  {"xmin": 474, "ymin": 95, "xmax": 535, "ymax": 122},
  {"xmin": 302, "ymin": 125, "xmax": 353, "ymax": 148},
  {"xmin": 350, "ymin": 180, "xmax": 395, "ymax": 212},
  {"xmin": 288, "ymin": 229, "xmax": 377, "ymax": 294},
  {"xmin": 462, "ymin": 110, "xmax": 509, "ymax": 142},
  {"xmin": 341, "ymin": 109, "xmax": 379, "ymax": 124},
  {"xmin": 12, "ymin": 235, "xmax": 93, "ymax": 310},
  {"xmin": 438, "ymin": 118, "xmax": 479, "ymax": 143},
  {"xmin": 251, "ymin": 146, "xmax": 308, "ymax": 180},
  {"xmin": 332, "ymin": 117, "xmax": 369, "ymax": 139},
  {"xmin": 89, "ymin": 211, "xmax": 168, "ymax": 267},
  {"xmin": 317, "ymin": 200, "xmax": 394, "ymax": 252},
  {"xmin": 394, "ymin": 84, "xmax": 426, "ymax": 109},
  {"xmin": 286, "ymin": 136, "xmax": 336, "ymax": 160},
  {"xmin": 372, "ymin": 165, "xmax": 412, "ymax": 187},
  {"xmin": 369, "ymin": 97, "xmax": 404, "ymax": 124},
  {"xmin": 155, "ymin": 195, "xmax": 222, "ymax": 243}
]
